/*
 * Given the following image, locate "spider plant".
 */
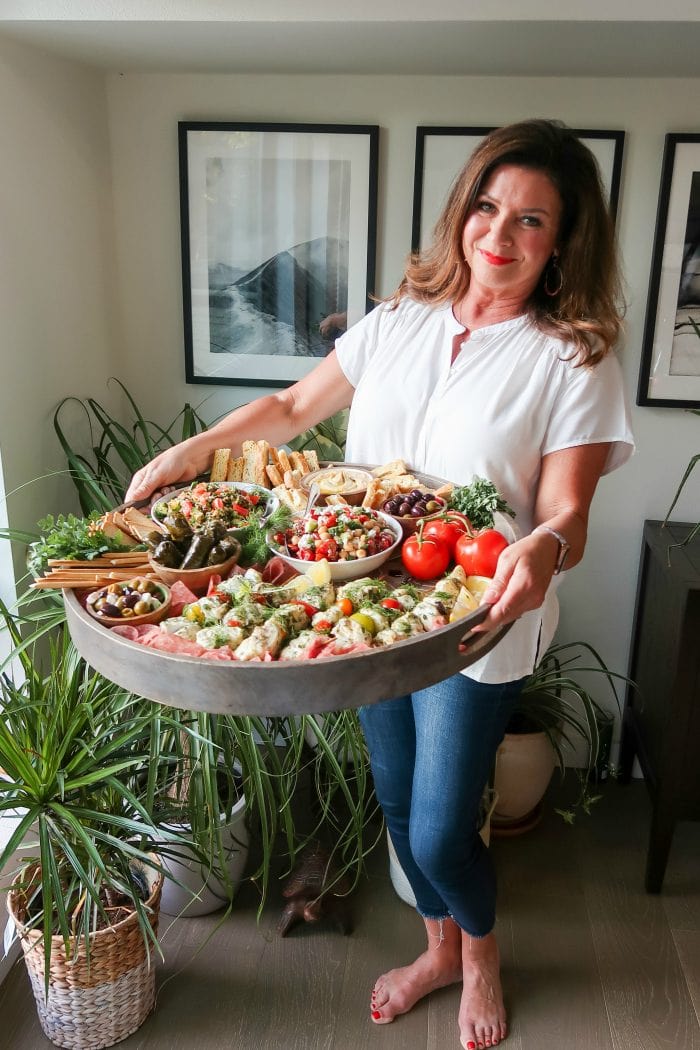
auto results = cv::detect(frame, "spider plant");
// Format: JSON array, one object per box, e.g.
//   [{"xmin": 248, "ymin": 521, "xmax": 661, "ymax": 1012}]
[
  {"xmin": 53, "ymin": 378, "xmax": 211, "ymax": 514},
  {"xmin": 515, "ymin": 641, "xmax": 627, "ymax": 771}
]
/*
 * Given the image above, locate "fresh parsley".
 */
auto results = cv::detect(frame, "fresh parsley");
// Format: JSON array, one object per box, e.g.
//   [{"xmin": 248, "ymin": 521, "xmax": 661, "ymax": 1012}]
[
  {"xmin": 28, "ymin": 513, "xmax": 133, "ymax": 575},
  {"xmin": 448, "ymin": 477, "xmax": 515, "ymax": 531}
]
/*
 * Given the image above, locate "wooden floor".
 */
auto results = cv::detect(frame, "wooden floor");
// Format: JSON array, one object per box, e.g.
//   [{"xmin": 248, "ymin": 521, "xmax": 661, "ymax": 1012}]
[{"xmin": 2, "ymin": 778, "xmax": 700, "ymax": 1050}]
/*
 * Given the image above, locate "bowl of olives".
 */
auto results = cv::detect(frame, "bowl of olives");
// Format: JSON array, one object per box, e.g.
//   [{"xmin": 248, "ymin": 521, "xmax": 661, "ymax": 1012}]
[
  {"xmin": 147, "ymin": 546, "xmax": 241, "ymax": 593},
  {"xmin": 85, "ymin": 578, "xmax": 171, "ymax": 628},
  {"xmin": 381, "ymin": 489, "xmax": 447, "ymax": 538}
]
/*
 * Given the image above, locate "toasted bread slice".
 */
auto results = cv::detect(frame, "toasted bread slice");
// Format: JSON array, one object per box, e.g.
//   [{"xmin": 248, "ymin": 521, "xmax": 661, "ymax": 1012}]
[
  {"xmin": 266, "ymin": 463, "xmax": 284, "ymax": 487},
  {"xmin": 372, "ymin": 458, "xmax": 409, "ymax": 479},
  {"xmin": 122, "ymin": 507, "xmax": 165, "ymax": 542},
  {"xmin": 242, "ymin": 440, "xmax": 270, "ymax": 487},
  {"xmin": 210, "ymin": 448, "xmax": 231, "ymax": 483},
  {"xmin": 303, "ymin": 449, "xmax": 320, "ymax": 472},
  {"xmin": 363, "ymin": 479, "xmax": 388, "ymax": 510},
  {"xmin": 289, "ymin": 451, "xmax": 310, "ymax": 475},
  {"xmin": 393, "ymin": 474, "xmax": 421, "ymax": 493},
  {"xmin": 272, "ymin": 484, "xmax": 307, "ymax": 512},
  {"xmin": 226, "ymin": 455, "xmax": 245, "ymax": 482},
  {"xmin": 276, "ymin": 448, "xmax": 293, "ymax": 475}
]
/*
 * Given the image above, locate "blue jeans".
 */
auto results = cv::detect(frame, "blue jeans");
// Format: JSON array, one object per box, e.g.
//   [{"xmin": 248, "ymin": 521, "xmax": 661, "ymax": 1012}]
[{"xmin": 359, "ymin": 673, "xmax": 525, "ymax": 937}]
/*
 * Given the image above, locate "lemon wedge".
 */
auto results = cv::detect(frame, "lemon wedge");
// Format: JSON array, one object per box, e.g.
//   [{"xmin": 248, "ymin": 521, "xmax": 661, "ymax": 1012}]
[
  {"xmin": 449, "ymin": 576, "xmax": 494, "ymax": 622},
  {"xmin": 303, "ymin": 559, "xmax": 332, "ymax": 587},
  {"xmin": 464, "ymin": 576, "xmax": 492, "ymax": 603},
  {"xmin": 449, "ymin": 586, "xmax": 479, "ymax": 622}
]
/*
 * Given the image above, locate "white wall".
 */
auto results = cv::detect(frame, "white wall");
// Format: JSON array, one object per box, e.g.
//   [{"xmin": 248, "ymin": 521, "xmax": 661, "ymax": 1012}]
[
  {"xmin": 104, "ymin": 71, "xmax": 700, "ymax": 739},
  {"xmin": 0, "ymin": 36, "xmax": 119, "ymax": 541}
]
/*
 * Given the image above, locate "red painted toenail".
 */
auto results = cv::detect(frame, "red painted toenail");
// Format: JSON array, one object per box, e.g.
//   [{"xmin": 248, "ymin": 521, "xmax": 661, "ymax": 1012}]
[
  {"xmin": 372, "ymin": 1011, "xmax": 381, "ymax": 1020},
  {"xmin": 467, "ymin": 1043, "xmax": 476, "ymax": 1049}
]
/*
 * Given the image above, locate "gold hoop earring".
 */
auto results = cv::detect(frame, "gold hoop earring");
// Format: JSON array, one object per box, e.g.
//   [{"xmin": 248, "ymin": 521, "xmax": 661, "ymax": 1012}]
[{"xmin": 544, "ymin": 254, "xmax": 563, "ymax": 297}]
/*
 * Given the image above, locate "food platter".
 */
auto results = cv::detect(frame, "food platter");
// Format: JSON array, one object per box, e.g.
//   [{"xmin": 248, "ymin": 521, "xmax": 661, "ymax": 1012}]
[{"xmin": 63, "ymin": 467, "xmax": 513, "ymax": 716}]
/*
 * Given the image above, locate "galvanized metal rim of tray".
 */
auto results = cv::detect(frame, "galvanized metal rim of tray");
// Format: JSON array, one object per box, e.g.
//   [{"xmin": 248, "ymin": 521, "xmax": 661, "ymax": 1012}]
[{"xmin": 64, "ymin": 467, "xmax": 513, "ymax": 716}]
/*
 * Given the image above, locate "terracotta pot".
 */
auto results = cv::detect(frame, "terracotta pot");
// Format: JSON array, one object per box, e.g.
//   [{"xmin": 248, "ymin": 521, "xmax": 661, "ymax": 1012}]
[{"xmin": 492, "ymin": 731, "xmax": 556, "ymax": 832}]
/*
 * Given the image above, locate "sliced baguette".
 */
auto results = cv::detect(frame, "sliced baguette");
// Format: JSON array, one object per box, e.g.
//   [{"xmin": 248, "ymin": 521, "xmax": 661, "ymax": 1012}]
[
  {"xmin": 210, "ymin": 448, "xmax": 231, "ymax": 482},
  {"xmin": 226, "ymin": 455, "xmax": 245, "ymax": 482},
  {"xmin": 304, "ymin": 449, "xmax": 320, "ymax": 472},
  {"xmin": 289, "ymin": 451, "xmax": 310, "ymax": 475}
]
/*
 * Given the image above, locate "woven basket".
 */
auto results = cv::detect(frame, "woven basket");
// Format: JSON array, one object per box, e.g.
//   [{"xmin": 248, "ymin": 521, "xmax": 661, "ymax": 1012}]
[{"xmin": 7, "ymin": 863, "xmax": 163, "ymax": 1050}]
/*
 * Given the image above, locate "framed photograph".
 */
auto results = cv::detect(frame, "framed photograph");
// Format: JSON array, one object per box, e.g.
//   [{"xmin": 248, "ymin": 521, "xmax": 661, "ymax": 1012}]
[
  {"xmin": 637, "ymin": 133, "xmax": 700, "ymax": 407},
  {"xmin": 411, "ymin": 126, "xmax": 625, "ymax": 252},
  {"xmin": 179, "ymin": 122, "xmax": 379, "ymax": 387}
]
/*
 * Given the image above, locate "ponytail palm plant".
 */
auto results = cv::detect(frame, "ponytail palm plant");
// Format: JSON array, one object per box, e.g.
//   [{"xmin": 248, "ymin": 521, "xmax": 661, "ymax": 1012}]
[{"xmin": 0, "ymin": 605, "xmax": 178, "ymax": 984}]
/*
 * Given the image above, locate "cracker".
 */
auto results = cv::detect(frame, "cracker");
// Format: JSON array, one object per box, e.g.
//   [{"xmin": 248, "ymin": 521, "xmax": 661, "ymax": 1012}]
[{"xmin": 304, "ymin": 449, "xmax": 320, "ymax": 472}]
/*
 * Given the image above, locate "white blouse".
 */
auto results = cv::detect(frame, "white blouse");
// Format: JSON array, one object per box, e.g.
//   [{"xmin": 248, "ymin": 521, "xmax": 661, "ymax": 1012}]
[{"xmin": 334, "ymin": 298, "xmax": 635, "ymax": 683}]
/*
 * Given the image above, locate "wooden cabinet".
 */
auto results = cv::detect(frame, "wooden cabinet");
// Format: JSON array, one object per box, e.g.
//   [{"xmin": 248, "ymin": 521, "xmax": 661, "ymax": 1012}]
[{"xmin": 619, "ymin": 520, "xmax": 700, "ymax": 892}]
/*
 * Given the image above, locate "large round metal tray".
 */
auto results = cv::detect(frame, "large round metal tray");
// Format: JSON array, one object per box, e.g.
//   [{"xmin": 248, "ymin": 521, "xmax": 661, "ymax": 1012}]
[{"xmin": 64, "ymin": 467, "xmax": 512, "ymax": 715}]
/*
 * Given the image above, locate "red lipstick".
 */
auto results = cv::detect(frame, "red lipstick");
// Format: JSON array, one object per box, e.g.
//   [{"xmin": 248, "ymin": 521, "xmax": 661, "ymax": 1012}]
[{"xmin": 479, "ymin": 249, "xmax": 514, "ymax": 266}]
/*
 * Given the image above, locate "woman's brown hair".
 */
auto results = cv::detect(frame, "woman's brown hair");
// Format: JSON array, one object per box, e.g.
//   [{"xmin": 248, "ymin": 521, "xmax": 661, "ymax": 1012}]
[{"xmin": 393, "ymin": 119, "xmax": 624, "ymax": 365}]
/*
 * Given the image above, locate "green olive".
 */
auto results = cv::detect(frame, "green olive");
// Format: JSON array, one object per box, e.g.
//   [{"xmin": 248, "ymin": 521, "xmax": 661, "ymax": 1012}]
[{"xmin": 133, "ymin": 600, "xmax": 151, "ymax": 616}]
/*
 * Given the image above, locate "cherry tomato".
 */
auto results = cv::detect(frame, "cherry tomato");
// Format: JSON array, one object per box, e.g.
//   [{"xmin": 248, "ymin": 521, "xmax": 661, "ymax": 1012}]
[
  {"xmin": 290, "ymin": 599, "xmax": 319, "ymax": 618},
  {"xmin": 337, "ymin": 597, "xmax": 353, "ymax": 616},
  {"xmin": 423, "ymin": 513, "xmax": 471, "ymax": 555},
  {"xmin": 314, "ymin": 619, "xmax": 332, "ymax": 632},
  {"xmin": 401, "ymin": 534, "xmax": 451, "ymax": 581},
  {"xmin": 380, "ymin": 597, "xmax": 402, "ymax": 610},
  {"xmin": 454, "ymin": 529, "xmax": 508, "ymax": 578}
]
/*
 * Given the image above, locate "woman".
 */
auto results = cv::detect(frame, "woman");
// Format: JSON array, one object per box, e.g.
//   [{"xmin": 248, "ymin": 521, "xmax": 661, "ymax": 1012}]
[{"xmin": 126, "ymin": 119, "xmax": 634, "ymax": 1050}]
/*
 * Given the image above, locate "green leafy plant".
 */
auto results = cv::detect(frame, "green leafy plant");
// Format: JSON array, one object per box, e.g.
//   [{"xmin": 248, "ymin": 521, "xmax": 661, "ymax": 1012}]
[
  {"xmin": 54, "ymin": 379, "xmax": 211, "ymax": 514},
  {"xmin": 510, "ymin": 640, "xmax": 631, "ymax": 822},
  {"xmin": 0, "ymin": 604, "xmax": 186, "ymax": 988},
  {"xmin": 288, "ymin": 410, "xmax": 349, "ymax": 462}
]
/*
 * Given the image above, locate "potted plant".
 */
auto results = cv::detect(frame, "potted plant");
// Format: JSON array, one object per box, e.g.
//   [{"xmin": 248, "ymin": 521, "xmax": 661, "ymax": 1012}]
[
  {"xmin": 492, "ymin": 640, "xmax": 629, "ymax": 831},
  {"xmin": 0, "ymin": 602, "xmax": 184, "ymax": 1049}
]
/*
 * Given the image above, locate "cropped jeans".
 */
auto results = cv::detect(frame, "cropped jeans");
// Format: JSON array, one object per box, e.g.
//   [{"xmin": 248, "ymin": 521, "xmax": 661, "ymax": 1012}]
[{"xmin": 359, "ymin": 673, "xmax": 525, "ymax": 938}]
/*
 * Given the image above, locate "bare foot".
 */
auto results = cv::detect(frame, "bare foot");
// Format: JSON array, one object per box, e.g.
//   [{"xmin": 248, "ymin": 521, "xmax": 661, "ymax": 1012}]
[
  {"xmin": 459, "ymin": 932, "xmax": 507, "ymax": 1049},
  {"xmin": 371, "ymin": 918, "xmax": 462, "ymax": 1024}
]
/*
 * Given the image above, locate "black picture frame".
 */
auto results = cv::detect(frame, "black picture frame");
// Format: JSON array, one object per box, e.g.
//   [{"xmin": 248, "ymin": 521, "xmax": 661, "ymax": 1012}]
[
  {"xmin": 179, "ymin": 122, "xmax": 379, "ymax": 387},
  {"xmin": 411, "ymin": 125, "xmax": 625, "ymax": 253},
  {"xmin": 637, "ymin": 133, "xmax": 700, "ymax": 408}
]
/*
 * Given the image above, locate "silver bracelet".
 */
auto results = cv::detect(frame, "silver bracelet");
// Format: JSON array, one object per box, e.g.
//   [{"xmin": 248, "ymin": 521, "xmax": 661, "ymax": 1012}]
[{"xmin": 533, "ymin": 524, "xmax": 571, "ymax": 575}]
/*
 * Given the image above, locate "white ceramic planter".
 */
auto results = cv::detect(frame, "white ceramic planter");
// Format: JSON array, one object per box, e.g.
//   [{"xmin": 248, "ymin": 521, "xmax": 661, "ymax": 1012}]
[
  {"xmin": 159, "ymin": 794, "xmax": 249, "ymax": 917},
  {"xmin": 387, "ymin": 788, "xmax": 498, "ymax": 908}
]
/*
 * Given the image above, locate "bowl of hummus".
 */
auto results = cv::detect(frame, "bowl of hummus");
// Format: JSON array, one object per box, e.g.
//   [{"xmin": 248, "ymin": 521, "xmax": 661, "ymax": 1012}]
[{"xmin": 300, "ymin": 466, "xmax": 373, "ymax": 506}]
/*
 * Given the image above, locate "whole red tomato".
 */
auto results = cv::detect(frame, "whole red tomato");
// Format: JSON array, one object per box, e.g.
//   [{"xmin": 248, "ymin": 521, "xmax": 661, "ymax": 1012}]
[
  {"xmin": 423, "ymin": 512, "xmax": 471, "ymax": 555},
  {"xmin": 454, "ymin": 529, "xmax": 508, "ymax": 578},
  {"xmin": 401, "ymin": 533, "xmax": 451, "ymax": 581}
]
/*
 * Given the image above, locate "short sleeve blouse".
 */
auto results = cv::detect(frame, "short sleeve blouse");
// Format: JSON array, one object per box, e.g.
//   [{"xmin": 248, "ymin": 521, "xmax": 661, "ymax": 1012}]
[{"xmin": 334, "ymin": 298, "xmax": 634, "ymax": 683}]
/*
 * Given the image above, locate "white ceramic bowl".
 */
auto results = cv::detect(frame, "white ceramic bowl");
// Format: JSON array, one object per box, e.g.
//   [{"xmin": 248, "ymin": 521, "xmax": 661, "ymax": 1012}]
[
  {"xmin": 151, "ymin": 481, "xmax": 278, "ymax": 535},
  {"xmin": 267, "ymin": 509, "xmax": 403, "ymax": 582}
]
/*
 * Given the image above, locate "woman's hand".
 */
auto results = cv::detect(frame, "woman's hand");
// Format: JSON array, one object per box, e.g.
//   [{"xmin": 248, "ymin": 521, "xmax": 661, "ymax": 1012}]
[
  {"xmin": 124, "ymin": 438, "xmax": 208, "ymax": 504},
  {"xmin": 469, "ymin": 531, "xmax": 558, "ymax": 633}
]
